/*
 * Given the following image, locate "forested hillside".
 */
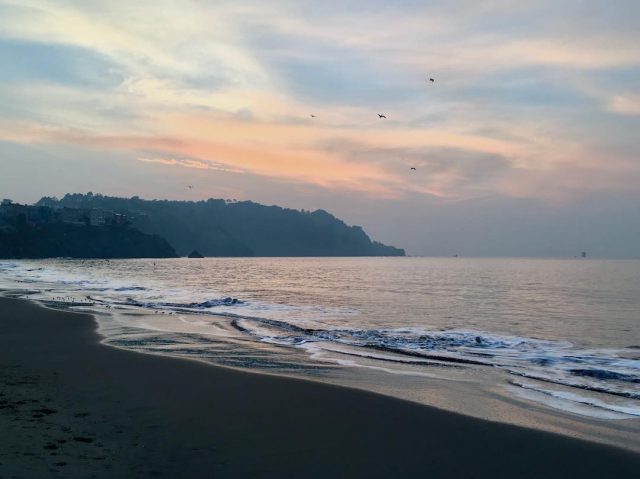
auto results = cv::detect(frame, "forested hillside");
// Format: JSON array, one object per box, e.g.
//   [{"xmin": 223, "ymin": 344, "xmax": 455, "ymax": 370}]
[{"xmin": 37, "ymin": 194, "xmax": 405, "ymax": 257}]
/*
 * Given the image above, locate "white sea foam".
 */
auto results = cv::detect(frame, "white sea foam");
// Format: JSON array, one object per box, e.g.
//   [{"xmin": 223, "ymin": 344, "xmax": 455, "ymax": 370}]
[
  {"xmin": 299, "ymin": 343, "xmax": 448, "ymax": 379},
  {"xmin": 508, "ymin": 381, "xmax": 640, "ymax": 419},
  {"xmin": 3, "ymin": 258, "xmax": 640, "ymax": 422}
]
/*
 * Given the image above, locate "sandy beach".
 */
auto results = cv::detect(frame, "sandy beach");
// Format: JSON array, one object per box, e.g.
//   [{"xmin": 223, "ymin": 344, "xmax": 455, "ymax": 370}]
[{"xmin": 1, "ymin": 296, "xmax": 639, "ymax": 478}]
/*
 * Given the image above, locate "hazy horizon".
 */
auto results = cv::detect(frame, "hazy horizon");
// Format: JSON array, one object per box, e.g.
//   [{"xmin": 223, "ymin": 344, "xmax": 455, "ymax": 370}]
[
  {"xmin": 1, "ymin": 190, "xmax": 635, "ymax": 259},
  {"xmin": 1, "ymin": 1, "xmax": 639, "ymax": 258}
]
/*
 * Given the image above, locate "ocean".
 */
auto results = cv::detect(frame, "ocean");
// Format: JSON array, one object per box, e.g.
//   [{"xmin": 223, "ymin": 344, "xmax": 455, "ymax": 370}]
[{"xmin": 1, "ymin": 257, "xmax": 639, "ymax": 447}]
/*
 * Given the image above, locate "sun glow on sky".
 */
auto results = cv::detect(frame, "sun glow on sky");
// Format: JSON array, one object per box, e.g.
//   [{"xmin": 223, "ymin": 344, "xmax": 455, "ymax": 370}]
[{"xmin": 1, "ymin": 1, "xmax": 639, "ymax": 255}]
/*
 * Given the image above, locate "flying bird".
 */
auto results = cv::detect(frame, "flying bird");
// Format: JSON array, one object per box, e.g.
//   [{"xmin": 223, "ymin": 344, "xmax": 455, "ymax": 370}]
[
  {"xmin": 428, "ymin": 78, "xmax": 435, "ymax": 83},
  {"xmin": 378, "ymin": 114, "xmax": 387, "ymax": 119},
  {"xmin": 410, "ymin": 167, "xmax": 417, "ymax": 171},
  {"xmin": 187, "ymin": 185, "xmax": 193, "ymax": 189},
  {"xmin": 310, "ymin": 114, "xmax": 316, "ymax": 118}
]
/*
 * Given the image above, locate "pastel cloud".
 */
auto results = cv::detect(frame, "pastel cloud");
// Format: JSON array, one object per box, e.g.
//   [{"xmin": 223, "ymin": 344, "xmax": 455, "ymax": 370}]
[
  {"xmin": 607, "ymin": 95, "xmax": 640, "ymax": 116},
  {"xmin": 137, "ymin": 157, "xmax": 245, "ymax": 173},
  {"xmin": 0, "ymin": 0, "xmax": 639, "ymax": 206}
]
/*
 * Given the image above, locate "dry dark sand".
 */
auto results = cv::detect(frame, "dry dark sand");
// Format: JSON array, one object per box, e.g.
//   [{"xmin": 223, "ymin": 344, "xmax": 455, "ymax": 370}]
[{"xmin": 1, "ymin": 296, "xmax": 639, "ymax": 478}]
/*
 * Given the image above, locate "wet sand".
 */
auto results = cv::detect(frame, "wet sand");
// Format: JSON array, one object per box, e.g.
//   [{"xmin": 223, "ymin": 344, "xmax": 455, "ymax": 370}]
[{"xmin": 1, "ymin": 296, "xmax": 639, "ymax": 478}]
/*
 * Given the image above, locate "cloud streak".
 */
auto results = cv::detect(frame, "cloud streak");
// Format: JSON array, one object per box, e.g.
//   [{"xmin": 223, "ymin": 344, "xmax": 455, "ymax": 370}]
[
  {"xmin": 0, "ymin": 0, "xmax": 639, "ymax": 206},
  {"xmin": 137, "ymin": 157, "xmax": 245, "ymax": 173}
]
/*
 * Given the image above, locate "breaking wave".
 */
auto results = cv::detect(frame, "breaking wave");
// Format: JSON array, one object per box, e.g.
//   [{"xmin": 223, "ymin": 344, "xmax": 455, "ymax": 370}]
[{"xmin": 2, "ymin": 258, "xmax": 639, "ymax": 420}]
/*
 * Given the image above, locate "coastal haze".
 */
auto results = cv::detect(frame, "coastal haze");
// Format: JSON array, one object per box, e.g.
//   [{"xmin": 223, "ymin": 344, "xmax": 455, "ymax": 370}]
[
  {"xmin": 2, "ymin": 1, "xmax": 640, "ymax": 477},
  {"xmin": 1, "ymin": 1, "xmax": 639, "ymax": 257}
]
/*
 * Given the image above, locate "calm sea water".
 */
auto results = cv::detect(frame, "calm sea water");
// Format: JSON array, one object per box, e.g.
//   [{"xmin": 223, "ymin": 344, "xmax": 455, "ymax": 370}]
[{"xmin": 2, "ymin": 257, "xmax": 639, "ymax": 427}]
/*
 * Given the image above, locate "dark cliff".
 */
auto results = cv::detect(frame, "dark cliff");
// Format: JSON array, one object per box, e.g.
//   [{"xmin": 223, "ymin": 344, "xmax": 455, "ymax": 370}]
[
  {"xmin": 0, "ymin": 219, "xmax": 177, "ymax": 259},
  {"xmin": 37, "ymin": 194, "xmax": 405, "ymax": 257}
]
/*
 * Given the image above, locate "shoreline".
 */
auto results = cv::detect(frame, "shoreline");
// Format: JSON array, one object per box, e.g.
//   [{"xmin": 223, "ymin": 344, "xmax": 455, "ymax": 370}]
[
  {"xmin": 88, "ymin": 296, "xmax": 640, "ymax": 453},
  {"xmin": 1, "ymin": 296, "xmax": 639, "ymax": 478},
  {"xmin": 4, "ymin": 278, "xmax": 640, "ymax": 453}
]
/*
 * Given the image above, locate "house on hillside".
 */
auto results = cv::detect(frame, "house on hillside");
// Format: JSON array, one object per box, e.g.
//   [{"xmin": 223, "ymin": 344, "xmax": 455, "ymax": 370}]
[
  {"xmin": 111, "ymin": 213, "xmax": 127, "ymax": 226},
  {"xmin": 27, "ymin": 206, "xmax": 56, "ymax": 225},
  {"xmin": 89, "ymin": 208, "xmax": 109, "ymax": 226},
  {"xmin": 89, "ymin": 208, "xmax": 127, "ymax": 226},
  {"xmin": 57, "ymin": 207, "xmax": 90, "ymax": 225},
  {"xmin": 0, "ymin": 200, "xmax": 127, "ymax": 228}
]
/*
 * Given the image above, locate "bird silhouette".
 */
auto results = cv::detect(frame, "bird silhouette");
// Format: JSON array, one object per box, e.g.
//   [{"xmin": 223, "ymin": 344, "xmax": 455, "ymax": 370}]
[
  {"xmin": 410, "ymin": 167, "xmax": 417, "ymax": 171},
  {"xmin": 429, "ymin": 78, "xmax": 435, "ymax": 83},
  {"xmin": 187, "ymin": 185, "xmax": 193, "ymax": 189},
  {"xmin": 310, "ymin": 114, "xmax": 316, "ymax": 118},
  {"xmin": 378, "ymin": 114, "xmax": 387, "ymax": 119}
]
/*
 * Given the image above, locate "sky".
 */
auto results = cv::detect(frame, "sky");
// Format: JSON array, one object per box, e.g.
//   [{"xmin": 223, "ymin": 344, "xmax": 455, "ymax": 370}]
[{"xmin": 0, "ymin": 0, "xmax": 639, "ymax": 257}]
